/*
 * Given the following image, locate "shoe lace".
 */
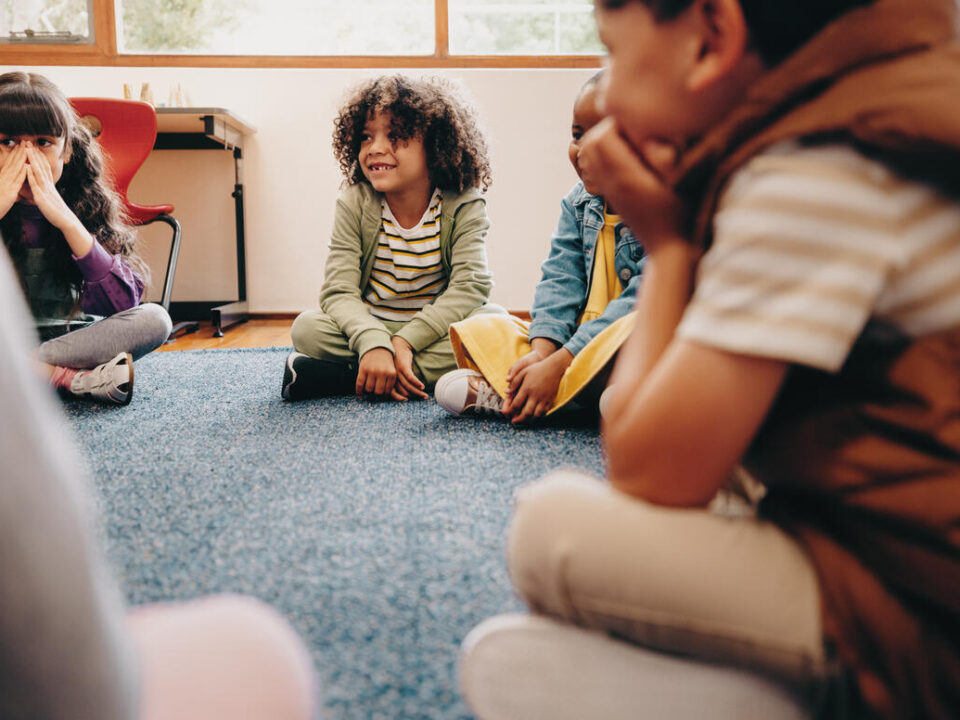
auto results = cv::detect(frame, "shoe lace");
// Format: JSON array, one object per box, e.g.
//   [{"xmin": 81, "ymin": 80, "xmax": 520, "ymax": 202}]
[{"xmin": 474, "ymin": 380, "xmax": 503, "ymax": 414}]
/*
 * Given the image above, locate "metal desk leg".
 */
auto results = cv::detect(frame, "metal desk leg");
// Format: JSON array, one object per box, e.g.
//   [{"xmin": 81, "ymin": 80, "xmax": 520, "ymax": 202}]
[{"xmin": 212, "ymin": 146, "xmax": 249, "ymax": 337}]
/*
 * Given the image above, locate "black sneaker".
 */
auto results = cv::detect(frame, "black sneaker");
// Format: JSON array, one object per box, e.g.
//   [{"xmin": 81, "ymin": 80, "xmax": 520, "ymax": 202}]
[{"xmin": 281, "ymin": 351, "xmax": 357, "ymax": 400}]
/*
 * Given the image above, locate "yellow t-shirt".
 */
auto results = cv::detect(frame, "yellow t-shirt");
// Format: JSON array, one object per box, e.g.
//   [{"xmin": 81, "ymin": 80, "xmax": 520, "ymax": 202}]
[{"xmin": 579, "ymin": 209, "xmax": 622, "ymax": 324}]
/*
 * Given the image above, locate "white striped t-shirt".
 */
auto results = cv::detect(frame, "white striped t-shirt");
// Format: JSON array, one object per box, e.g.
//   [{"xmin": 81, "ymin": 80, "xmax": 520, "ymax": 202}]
[
  {"xmin": 363, "ymin": 188, "xmax": 447, "ymax": 322},
  {"xmin": 677, "ymin": 141, "xmax": 960, "ymax": 371}
]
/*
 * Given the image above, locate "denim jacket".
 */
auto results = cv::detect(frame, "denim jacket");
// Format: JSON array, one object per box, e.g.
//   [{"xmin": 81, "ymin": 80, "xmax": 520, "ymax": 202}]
[{"xmin": 529, "ymin": 182, "xmax": 644, "ymax": 357}]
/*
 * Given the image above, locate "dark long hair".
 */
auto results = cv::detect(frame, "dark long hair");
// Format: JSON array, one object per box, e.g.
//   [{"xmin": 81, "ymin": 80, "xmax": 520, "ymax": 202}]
[{"xmin": 0, "ymin": 71, "xmax": 146, "ymax": 303}]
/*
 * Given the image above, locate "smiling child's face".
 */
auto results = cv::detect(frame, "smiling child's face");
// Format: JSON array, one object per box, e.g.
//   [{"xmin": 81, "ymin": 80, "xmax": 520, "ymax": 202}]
[
  {"xmin": 358, "ymin": 111, "xmax": 430, "ymax": 199},
  {"xmin": 569, "ymin": 84, "xmax": 605, "ymax": 194}
]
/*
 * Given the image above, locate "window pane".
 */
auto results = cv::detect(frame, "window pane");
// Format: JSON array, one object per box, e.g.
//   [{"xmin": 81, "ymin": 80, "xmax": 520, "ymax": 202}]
[
  {"xmin": 449, "ymin": 1, "xmax": 602, "ymax": 55},
  {"xmin": 0, "ymin": 0, "xmax": 92, "ymax": 44},
  {"xmin": 117, "ymin": 0, "xmax": 434, "ymax": 55}
]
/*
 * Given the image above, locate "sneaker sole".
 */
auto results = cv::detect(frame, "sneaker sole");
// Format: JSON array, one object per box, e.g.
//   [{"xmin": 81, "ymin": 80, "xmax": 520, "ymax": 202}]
[
  {"xmin": 281, "ymin": 353, "xmax": 297, "ymax": 400},
  {"xmin": 114, "ymin": 353, "xmax": 134, "ymax": 406}
]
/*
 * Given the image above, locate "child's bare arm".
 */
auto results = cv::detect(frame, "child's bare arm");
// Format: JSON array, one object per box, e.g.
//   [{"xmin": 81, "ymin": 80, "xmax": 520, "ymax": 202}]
[
  {"xmin": 577, "ymin": 118, "xmax": 786, "ymax": 505},
  {"xmin": 604, "ymin": 239, "xmax": 697, "ymax": 420},
  {"xmin": 578, "ymin": 117, "xmax": 697, "ymax": 399},
  {"xmin": 605, "ymin": 340, "xmax": 787, "ymax": 507}
]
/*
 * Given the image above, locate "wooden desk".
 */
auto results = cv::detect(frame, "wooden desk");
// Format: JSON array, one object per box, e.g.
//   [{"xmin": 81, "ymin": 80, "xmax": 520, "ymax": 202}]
[{"xmin": 154, "ymin": 107, "xmax": 256, "ymax": 336}]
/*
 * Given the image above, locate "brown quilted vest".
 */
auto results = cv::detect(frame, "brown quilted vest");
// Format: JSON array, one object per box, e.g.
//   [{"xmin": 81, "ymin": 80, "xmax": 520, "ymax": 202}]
[{"xmin": 674, "ymin": 1, "xmax": 960, "ymax": 717}]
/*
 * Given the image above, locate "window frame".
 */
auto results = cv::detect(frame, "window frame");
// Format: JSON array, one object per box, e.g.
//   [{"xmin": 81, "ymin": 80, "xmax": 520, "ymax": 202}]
[{"xmin": 2, "ymin": 0, "xmax": 602, "ymax": 68}]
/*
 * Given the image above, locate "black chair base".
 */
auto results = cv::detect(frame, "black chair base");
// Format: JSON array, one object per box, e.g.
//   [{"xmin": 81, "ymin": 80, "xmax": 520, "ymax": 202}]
[{"xmin": 167, "ymin": 320, "xmax": 199, "ymax": 343}]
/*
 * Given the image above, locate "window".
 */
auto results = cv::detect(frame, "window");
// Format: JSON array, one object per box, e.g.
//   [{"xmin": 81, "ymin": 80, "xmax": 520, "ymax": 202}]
[
  {"xmin": 117, "ymin": 0, "xmax": 435, "ymax": 56},
  {"xmin": 0, "ymin": 0, "xmax": 93, "ymax": 44},
  {"xmin": 449, "ymin": 1, "xmax": 601, "ymax": 55},
  {"xmin": 2, "ymin": 0, "xmax": 602, "ymax": 67}
]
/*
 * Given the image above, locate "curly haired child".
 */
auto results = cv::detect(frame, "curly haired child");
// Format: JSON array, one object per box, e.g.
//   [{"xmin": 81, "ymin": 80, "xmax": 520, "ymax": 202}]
[
  {"xmin": 462, "ymin": 1, "xmax": 960, "ymax": 718},
  {"xmin": 0, "ymin": 72, "xmax": 171, "ymax": 405},
  {"xmin": 434, "ymin": 72, "xmax": 643, "ymax": 423},
  {"xmin": 283, "ymin": 74, "xmax": 504, "ymax": 401}
]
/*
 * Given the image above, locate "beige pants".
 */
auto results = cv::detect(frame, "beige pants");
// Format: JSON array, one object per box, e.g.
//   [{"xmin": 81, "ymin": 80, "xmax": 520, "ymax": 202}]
[{"xmin": 508, "ymin": 471, "xmax": 828, "ymax": 688}]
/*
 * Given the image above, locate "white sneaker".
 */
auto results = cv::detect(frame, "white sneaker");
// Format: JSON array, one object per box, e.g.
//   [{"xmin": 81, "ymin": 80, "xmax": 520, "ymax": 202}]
[
  {"xmin": 460, "ymin": 614, "xmax": 813, "ymax": 720},
  {"xmin": 70, "ymin": 352, "xmax": 134, "ymax": 405},
  {"xmin": 435, "ymin": 369, "xmax": 503, "ymax": 416}
]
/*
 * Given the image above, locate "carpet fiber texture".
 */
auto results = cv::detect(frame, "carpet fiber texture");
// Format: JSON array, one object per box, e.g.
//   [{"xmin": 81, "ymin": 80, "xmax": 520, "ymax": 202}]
[{"xmin": 63, "ymin": 347, "xmax": 606, "ymax": 719}]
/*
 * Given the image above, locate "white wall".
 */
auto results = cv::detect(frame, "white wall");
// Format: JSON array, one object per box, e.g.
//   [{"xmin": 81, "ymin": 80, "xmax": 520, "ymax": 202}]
[{"xmin": 16, "ymin": 66, "xmax": 594, "ymax": 313}]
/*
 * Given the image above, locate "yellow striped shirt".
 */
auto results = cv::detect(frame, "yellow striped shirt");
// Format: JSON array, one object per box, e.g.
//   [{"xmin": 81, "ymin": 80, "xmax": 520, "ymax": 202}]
[{"xmin": 364, "ymin": 188, "xmax": 446, "ymax": 322}]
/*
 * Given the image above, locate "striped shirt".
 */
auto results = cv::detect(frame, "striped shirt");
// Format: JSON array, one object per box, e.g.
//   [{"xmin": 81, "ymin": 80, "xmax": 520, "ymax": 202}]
[
  {"xmin": 363, "ymin": 189, "xmax": 447, "ymax": 322},
  {"xmin": 677, "ymin": 141, "xmax": 960, "ymax": 371}
]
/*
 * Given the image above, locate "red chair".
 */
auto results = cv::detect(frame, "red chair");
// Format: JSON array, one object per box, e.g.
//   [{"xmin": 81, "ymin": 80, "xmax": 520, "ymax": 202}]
[{"xmin": 70, "ymin": 98, "xmax": 197, "ymax": 339}]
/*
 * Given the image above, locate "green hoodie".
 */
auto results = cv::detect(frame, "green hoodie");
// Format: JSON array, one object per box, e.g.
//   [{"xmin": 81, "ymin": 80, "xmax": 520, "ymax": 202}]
[{"xmin": 319, "ymin": 182, "xmax": 494, "ymax": 358}]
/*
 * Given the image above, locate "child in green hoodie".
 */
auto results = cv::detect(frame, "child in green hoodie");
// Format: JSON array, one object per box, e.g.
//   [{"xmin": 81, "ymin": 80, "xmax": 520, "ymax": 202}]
[{"xmin": 283, "ymin": 75, "xmax": 502, "ymax": 402}]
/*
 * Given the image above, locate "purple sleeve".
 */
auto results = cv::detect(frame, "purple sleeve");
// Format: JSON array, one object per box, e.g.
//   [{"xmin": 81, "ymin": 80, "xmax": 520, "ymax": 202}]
[{"xmin": 74, "ymin": 242, "xmax": 145, "ymax": 315}]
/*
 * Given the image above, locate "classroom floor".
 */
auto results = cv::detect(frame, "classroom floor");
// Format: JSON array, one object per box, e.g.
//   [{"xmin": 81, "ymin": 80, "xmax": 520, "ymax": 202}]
[{"xmin": 158, "ymin": 318, "xmax": 294, "ymax": 351}]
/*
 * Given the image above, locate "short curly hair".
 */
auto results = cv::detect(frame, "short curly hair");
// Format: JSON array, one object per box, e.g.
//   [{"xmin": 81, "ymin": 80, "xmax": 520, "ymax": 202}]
[{"xmin": 332, "ymin": 75, "xmax": 492, "ymax": 193}]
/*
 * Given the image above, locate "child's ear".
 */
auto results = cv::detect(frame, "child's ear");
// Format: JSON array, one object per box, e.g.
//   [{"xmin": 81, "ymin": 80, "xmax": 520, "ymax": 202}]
[
  {"xmin": 686, "ymin": 0, "xmax": 750, "ymax": 93},
  {"xmin": 61, "ymin": 140, "xmax": 72, "ymax": 165}
]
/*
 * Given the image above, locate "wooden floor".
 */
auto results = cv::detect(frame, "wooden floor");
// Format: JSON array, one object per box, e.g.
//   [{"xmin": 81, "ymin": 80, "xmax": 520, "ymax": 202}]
[
  {"xmin": 159, "ymin": 311, "xmax": 530, "ymax": 352},
  {"xmin": 158, "ymin": 318, "xmax": 293, "ymax": 351}
]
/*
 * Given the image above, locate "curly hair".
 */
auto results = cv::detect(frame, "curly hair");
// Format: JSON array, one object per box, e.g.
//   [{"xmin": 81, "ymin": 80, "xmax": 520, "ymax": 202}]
[
  {"xmin": 0, "ymin": 71, "xmax": 146, "ymax": 308},
  {"xmin": 332, "ymin": 75, "xmax": 492, "ymax": 193}
]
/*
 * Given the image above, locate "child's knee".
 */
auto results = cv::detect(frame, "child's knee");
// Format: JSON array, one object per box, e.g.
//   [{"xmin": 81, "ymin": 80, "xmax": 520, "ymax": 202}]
[
  {"xmin": 290, "ymin": 311, "xmax": 315, "ymax": 353},
  {"xmin": 290, "ymin": 310, "xmax": 341, "ymax": 359},
  {"xmin": 205, "ymin": 595, "xmax": 317, "ymax": 717},
  {"xmin": 132, "ymin": 594, "xmax": 318, "ymax": 720},
  {"xmin": 508, "ymin": 471, "xmax": 608, "ymax": 616},
  {"xmin": 132, "ymin": 303, "xmax": 172, "ymax": 355}
]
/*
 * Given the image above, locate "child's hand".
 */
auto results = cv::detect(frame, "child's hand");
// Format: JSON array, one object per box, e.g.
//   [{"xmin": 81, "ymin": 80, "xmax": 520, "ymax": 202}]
[
  {"xmin": 356, "ymin": 347, "xmax": 397, "ymax": 399},
  {"xmin": 502, "ymin": 349, "xmax": 572, "ymax": 424},
  {"xmin": 390, "ymin": 336, "xmax": 428, "ymax": 401},
  {"xmin": 578, "ymin": 117, "xmax": 687, "ymax": 250},
  {"xmin": 25, "ymin": 144, "xmax": 78, "ymax": 233},
  {"xmin": 505, "ymin": 349, "xmax": 548, "ymax": 389},
  {"xmin": 505, "ymin": 338, "xmax": 559, "ymax": 389},
  {"xmin": 25, "ymin": 144, "xmax": 94, "ymax": 258},
  {"xmin": 0, "ymin": 143, "xmax": 28, "ymax": 220}
]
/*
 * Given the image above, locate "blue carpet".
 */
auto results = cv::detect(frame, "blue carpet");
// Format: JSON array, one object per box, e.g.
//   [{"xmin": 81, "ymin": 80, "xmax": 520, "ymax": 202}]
[{"xmin": 62, "ymin": 347, "xmax": 606, "ymax": 719}]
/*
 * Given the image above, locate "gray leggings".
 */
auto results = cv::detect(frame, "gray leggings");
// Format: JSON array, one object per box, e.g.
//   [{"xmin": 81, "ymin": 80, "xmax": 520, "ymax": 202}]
[{"xmin": 38, "ymin": 303, "xmax": 172, "ymax": 369}]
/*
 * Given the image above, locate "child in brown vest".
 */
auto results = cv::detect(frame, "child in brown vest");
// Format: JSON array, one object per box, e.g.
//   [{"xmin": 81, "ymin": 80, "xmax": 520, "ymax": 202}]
[{"xmin": 469, "ymin": 1, "xmax": 960, "ymax": 718}]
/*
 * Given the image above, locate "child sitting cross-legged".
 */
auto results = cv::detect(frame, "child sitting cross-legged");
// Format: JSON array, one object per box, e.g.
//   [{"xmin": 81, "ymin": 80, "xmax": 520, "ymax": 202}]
[
  {"xmin": 283, "ymin": 75, "xmax": 504, "ymax": 402},
  {"xmin": 0, "ymin": 72, "xmax": 171, "ymax": 406},
  {"xmin": 434, "ymin": 72, "xmax": 643, "ymax": 423},
  {"xmin": 467, "ymin": 1, "xmax": 960, "ymax": 718}
]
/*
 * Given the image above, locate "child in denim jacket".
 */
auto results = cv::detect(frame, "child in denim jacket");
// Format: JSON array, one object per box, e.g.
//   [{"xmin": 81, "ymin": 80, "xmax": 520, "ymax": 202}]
[{"xmin": 435, "ymin": 73, "xmax": 643, "ymax": 423}]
